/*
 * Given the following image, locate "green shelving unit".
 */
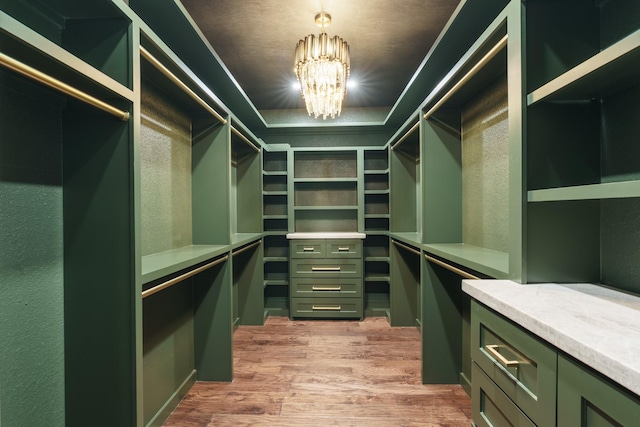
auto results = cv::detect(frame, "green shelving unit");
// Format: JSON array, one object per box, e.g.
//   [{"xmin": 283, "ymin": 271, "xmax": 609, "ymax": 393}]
[{"xmin": 0, "ymin": 3, "xmax": 136, "ymax": 426}]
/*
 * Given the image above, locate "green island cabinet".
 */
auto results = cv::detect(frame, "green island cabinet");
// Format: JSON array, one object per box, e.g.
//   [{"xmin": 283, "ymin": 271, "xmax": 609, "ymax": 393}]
[{"xmin": 288, "ymin": 235, "xmax": 365, "ymax": 319}]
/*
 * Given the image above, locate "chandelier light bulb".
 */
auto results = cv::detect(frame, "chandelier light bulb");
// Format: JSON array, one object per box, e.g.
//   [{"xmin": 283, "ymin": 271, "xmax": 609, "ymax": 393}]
[{"xmin": 294, "ymin": 12, "xmax": 350, "ymax": 119}]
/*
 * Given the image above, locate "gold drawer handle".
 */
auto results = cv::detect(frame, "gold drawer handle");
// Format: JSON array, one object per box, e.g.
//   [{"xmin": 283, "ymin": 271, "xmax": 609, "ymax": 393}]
[
  {"xmin": 311, "ymin": 286, "xmax": 342, "ymax": 291},
  {"xmin": 337, "ymin": 247, "xmax": 350, "ymax": 251},
  {"xmin": 485, "ymin": 345, "xmax": 520, "ymax": 368},
  {"xmin": 312, "ymin": 305, "xmax": 342, "ymax": 311},
  {"xmin": 311, "ymin": 267, "xmax": 341, "ymax": 271},
  {"xmin": 303, "ymin": 247, "xmax": 315, "ymax": 251}
]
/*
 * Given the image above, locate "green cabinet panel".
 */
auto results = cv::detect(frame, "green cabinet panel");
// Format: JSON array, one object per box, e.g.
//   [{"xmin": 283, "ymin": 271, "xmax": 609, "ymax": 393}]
[
  {"xmin": 471, "ymin": 301, "xmax": 557, "ymax": 427},
  {"xmin": 291, "ymin": 297, "xmax": 363, "ymax": 319},
  {"xmin": 558, "ymin": 355, "xmax": 640, "ymax": 427},
  {"xmin": 291, "ymin": 278, "xmax": 363, "ymax": 298},
  {"xmin": 326, "ymin": 239, "xmax": 362, "ymax": 258},
  {"xmin": 291, "ymin": 259, "xmax": 363, "ymax": 279},
  {"xmin": 290, "ymin": 240, "xmax": 325, "ymax": 258},
  {"xmin": 472, "ymin": 363, "xmax": 535, "ymax": 427}
]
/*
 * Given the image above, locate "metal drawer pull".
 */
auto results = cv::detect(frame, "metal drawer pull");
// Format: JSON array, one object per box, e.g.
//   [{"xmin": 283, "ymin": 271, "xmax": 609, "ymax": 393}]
[
  {"xmin": 311, "ymin": 267, "xmax": 341, "ymax": 271},
  {"xmin": 312, "ymin": 286, "xmax": 342, "ymax": 291},
  {"xmin": 303, "ymin": 247, "xmax": 315, "ymax": 251},
  {"xmin": 485, "ymin": 345, "xmax": 520, "ymax": 368},
  {"xmin": 312, "ymin": 305, "xmax": 342, "ymax": 311},
  {"xmin": 337, "ymin": 247, "xmax": 350, "ymax": 251}
]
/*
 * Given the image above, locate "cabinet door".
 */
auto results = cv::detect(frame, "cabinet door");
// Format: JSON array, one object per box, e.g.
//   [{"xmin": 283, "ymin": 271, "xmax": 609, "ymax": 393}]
[
  {"xmin": 558, "ymin": 354, "xmax": 640, "ymax": 426},
  {"xmin": 290, "ymin": 240, "xmax": 325, "ymax": 257},
  {"xmin": 326, "ymin": 239, "xmax": 362, "ymax": 258}
]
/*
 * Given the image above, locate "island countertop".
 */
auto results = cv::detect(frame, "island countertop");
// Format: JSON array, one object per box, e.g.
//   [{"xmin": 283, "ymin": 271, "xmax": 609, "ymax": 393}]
[
  {"xmin": 286, "ymin": 232, "xmax": 366, "ymax": 239},
  {"xmin": 462, "ymin": 279, "xmax": 640, "ymax": 396}
]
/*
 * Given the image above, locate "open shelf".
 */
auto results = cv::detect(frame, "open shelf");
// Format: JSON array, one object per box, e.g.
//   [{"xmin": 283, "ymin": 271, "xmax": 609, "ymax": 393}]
[
  {"xmin": 390, "ymin": 118, "xmax": 420, "ymax": 235},
  {"xmin": 364, "ymin": 148, "xmax": 389, "ymax": 171},
  {"xmin": 139, "ymin": 44, "xmax": 230, "ymax": 284},
  {"xmin": 0, "ymin": 2, "xmax": 131, "ymax": 87},
  {"xmin": 293, "ymin": 150, "xmax": 357, "ymax": 179},
  {"xmin": 421, "ymin": 17, "xmax": 515, "ymax": 279},
  {"xmin": 526, "ymin": 0, "xmax": 640, "ymax": 93},
  {"xmin": 263, "ymin": 150, "xmax": 288, "ymax": 173},
  {"xmin": 528, "ymin": 181, "xmax": 640, "ymax": 203}
]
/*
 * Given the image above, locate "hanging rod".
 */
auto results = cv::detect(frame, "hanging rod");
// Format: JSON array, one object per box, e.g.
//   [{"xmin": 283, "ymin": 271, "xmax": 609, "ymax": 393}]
[
  {"xmin": 424, "ymin": 254, "xmax": 480, "ymax": 280},
  {"xmin": 0, "ymin": 51, "xmax": 130, "ymax": 121},
  {"xmin": 390, "ymin": 121, "xmax": 420, "ymax": 151},
  {"xmin": 140, "ymin": 46, "xmax": 227, "ymax": 125},
  {"xmin": 232, "ymin": 239, "xmax": 262, "ymax": 256},
  {"xmin": 231, "ymin": 126, "xmax": 260, "ymax": 152},
  {"xmin": 423, "ymin": 34, "xmax": 508, "ymax": 120},
  {"xmin": 141, "ymin": 254, "xmax": 229, "ymax": 299},
  {"xmin": 391, "ymin": 239, "xmax": 421, "ymax": 256}
]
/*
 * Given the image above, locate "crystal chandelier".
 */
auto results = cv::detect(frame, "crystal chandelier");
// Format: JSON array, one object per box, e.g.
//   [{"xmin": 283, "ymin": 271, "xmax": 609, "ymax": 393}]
[{"xmin": 294, "ymin": 12, "xmax": 350, "ymax": 119}]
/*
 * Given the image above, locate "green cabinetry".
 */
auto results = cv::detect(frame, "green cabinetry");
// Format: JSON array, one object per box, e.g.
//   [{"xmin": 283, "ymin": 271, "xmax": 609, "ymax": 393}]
[
  {"xmin": 262, "ymin": 148, "xmax": 290, "ymax": 317},
  {"xmin": 289, "ymin": 238, "xmax": 364, "ymax": 319},
  {"xmin": 558, "ymin": 355, "xmax": 640, "ymax": 426},
  {"xmin": 0, "ymin": 2, "xmax": 135, "ymax": 426}
]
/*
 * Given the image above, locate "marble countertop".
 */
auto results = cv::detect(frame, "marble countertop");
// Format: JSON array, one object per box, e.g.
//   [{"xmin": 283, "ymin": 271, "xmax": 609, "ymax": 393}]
[
  {"xmin": 286, "ymin": 232, "xmax": 366, "ymax": 239},
  {"xmin": 462, "ymin": 280, "xmax": 640, "ymax": 396}
]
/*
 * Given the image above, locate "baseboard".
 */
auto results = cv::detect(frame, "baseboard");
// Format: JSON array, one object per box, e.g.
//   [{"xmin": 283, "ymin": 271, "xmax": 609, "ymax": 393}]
[
  {"xmin": 459, "ymin": 371, "xmax": 472, "ymax": 397},
  {"xmin": 145, "ymin": 369, "xmax": 197, "ymax": 427}
]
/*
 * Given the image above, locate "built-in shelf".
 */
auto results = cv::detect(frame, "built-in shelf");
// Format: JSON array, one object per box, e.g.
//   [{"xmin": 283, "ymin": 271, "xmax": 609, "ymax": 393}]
[
  {"xmin": 364, "ymin": 169, "xmax": 390, "ymax": 175},
  {"xmin": 293, "ymin": 177, "xmax": 358, "ymax": 183},
  {"xmin": 423, "ymin": 243, "xmax": 508, "ymax": 278},
  {"xmin": 294, "ymin": 205, "xmax": 359, "ymax": 211},
  {"xmin": 528, "ymin": 181, "xmax": 640, "ymax": 202},
  {"xmin": 141, "ymin": 244, "xmax": 229, "ymax": 283},
  {"xmin": 263, "ymin": 191, "xmax": 288, "ymax": 196}
]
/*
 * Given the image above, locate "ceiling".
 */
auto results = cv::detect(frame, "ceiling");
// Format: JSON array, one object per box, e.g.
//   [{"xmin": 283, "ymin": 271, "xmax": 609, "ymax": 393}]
[{"xmin": 179, "ymin": 0, "xmax": 462, "ymax": 117}]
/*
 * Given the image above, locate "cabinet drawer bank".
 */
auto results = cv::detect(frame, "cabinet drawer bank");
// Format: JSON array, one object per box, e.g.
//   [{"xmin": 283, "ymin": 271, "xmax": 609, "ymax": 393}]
[
  {"xmin": 287, "ymin": 232, "xmax": 365, "ymax": 319},
  {"xmin": 463, "ymin": 280, "xmax": 640, "ymax": 427}
]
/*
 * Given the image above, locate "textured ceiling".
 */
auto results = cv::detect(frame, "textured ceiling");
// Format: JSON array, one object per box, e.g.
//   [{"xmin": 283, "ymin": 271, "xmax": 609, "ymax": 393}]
[{"xmin": 179, "ymin": 0, "xmax": 462, "ymax": 113}]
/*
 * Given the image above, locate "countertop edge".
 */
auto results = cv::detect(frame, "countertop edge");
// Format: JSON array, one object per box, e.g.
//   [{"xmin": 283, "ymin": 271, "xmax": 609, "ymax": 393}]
[{"xmin": 462, "ymin": 279, "xmax": 640, "ymax": 396}]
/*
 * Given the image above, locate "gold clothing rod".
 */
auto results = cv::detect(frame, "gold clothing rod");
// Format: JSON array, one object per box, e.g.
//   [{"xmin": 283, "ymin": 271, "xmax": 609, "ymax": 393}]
[
  {"xmin": 140, "ymin": 46, "xmax": 227, "ymax": 125},
  {"xmin": 232, "ymin": 239, "xmax": 262, "ymax": 256},
  {"xmin": 231, "ymin": 126, "xmax": 260, "ymax": 152},
  {"xmin": 424, "ymin": 254, "xmax": 480, "ymax": 280},
  {"xmin": 0, "ymin": 51, "xmax": 130, "ymax": 121},
  {"xmin": 142, "ymin": 255, "xmax": 229, "ymax": 299},
  {"xmin": 390, "ymin": 121, "xmax": 420, "ymax": 151},
  {"xmin": 391, "ymin": 239, "xmax": 421, "ymax": 256},
  {"xmin": 423, "ymin": 34, "xmax": 508, "ymax": 120}
]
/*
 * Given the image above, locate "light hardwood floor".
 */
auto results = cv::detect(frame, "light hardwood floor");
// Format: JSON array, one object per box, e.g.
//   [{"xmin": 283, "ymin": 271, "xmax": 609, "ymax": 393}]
[{"xmin": 163, "ymin": 316, "xmax": 472, "ymax": 426}]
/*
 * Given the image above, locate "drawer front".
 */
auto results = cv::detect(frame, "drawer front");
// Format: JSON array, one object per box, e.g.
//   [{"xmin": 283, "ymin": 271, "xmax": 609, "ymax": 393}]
[
  {"xmin": 291, "ymin": 278, "xmax": 362, "ymax": 298},
  {"xmin": 291, "ymin": 240, "xmax": 325, "ymax": 258},
  {"xmin": 557, "ymin": 354, "xmax": 640, "ymax": 427},
  {"xmin": 291, "ymin": 259, "xmax": 362, "ymax": 278},
  {"xmin": 326, "ymin": 239, "xmax": 362, "ymax": 258},
  {"xmin": 471, "ymin": 301, "xmax": 557, "ymax": 427},
  {"xmin": 472, "ymin": 363, "xmax": 536, "ymax": 427},
  {"xmin": 290, "ymin": 297, "xmax": 362, "ymax": 318}
]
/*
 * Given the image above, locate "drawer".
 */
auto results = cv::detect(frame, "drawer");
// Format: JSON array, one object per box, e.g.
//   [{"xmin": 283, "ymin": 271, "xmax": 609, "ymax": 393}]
[
  {"xmin": 471, "ymin": 301, "xmax": 557, "ymax": 427},
  {"xmin": 290, "ymin": 297, "xmax": 362, "ymax": 318},
  {"xmin": 291, "ymin": 259, "xmax": 362, "ymax": 278},
  {"xmin": 326, "ymin": 239, "xmax": 362, "ymax": 258},
  {"xmin": 291, "ymin": 278, "xmax": 362, "ymax": 298},
  {"xmin": 291, "ymin": 240, "xmax": 325, "ymax": 258},
  {"xmin": 472, "ymin": 363, "xmax": 535, "ymax": 427}
]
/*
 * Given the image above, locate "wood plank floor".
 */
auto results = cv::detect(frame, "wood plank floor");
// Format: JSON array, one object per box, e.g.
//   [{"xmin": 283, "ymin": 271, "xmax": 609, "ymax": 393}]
[{"xmin": 163, "ymin": 316, "xmax": 472, "ymax": 426}]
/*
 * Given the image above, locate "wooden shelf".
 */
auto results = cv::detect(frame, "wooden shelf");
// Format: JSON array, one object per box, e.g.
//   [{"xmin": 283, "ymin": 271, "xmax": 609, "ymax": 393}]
[
  {"xmin": 263, "ymin": 190, "xmax": 288, "ymax": 196},
  {"xmin": 528, "ymin": 181, "xmax": 640, "ymax": 202},
  {"xmin": 528, "ymin": 30, "xmax": 640, "ymax": 105},
  {"xmin": 141, "ymin": 244, "xmax": 229, "ymax": 283},
  {"xmin": 263, "ymin": 170, "xmax": 288, "ymax": 176},
  {"xmin": 293, "ymin": 177, "xmax": 358, "ymax": 183},
  {"xmin": 423, "ymin": 243, "xmax": 509, "ymax": 279},
  {"xmin": 294, "ymin": 206, "xmax": 358, "ymax": 211}
]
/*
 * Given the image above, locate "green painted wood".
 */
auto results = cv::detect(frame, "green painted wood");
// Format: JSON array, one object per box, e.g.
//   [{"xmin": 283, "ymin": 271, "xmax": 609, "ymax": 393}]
[
  {"xmin": 389, "ymin": 242, "xmax": 420, "ymax": 326},
  {"xmin": 0, "ymin": 71, "xmax": 66, "ymax": 427},
  {"xmin": 193, "ymin": 258, "xmax": 233, "ymax": 381},
  {"xmin": 390, "ymin": 128, "xmax": 419, "ymax": 233},
  {"xmin": 422, "ymin": 117, "xmax": 461, "ymax": 245},
  {"xmin": 471, "ymin": 301, "xmax": 557, "ymax": 427},
  {"xmin": 557, "ymin": 354, "xmax": 640, "ymax": 427},
  {"xmin": 192, "ymin": 119, "xmax": 231, "ymax": 245},
  {"xmin": 143, "ymin": 281, "xmax": 195, "ymax": 426},
  {"xmin": 232, "ymin": 140, "xmax": 262, "ymax": 234},
  {"xmin": 233, "ymin": 242, "xmax": 264, "ymax": 325},
  {"xmin": 290, "ymin": 259, "xmax": 363, "ymax": 279},
  {"xmin": 290, "ymin": 297, "xmax": 363, "ymax": 319},
  {"xmin": 421, "ymin": 257, "xmax": 464, "ymax": 384},
  {"xmin": 63, "ymin": 102, "xmax": 135, "ymax": 426}
]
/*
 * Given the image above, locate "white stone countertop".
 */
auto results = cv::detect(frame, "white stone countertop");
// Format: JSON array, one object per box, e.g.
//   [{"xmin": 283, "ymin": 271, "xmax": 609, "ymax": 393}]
[
  {"xmin": 462, "ymin": 280, "xmax": 640, "ymax": 396},
  {"xmin": 286, "ymin": 232, "xmax": 366, "ymax": 239}
]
